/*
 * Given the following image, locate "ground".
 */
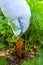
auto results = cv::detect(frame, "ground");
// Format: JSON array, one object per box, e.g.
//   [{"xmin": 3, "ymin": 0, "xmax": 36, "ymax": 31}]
[{"xmin": 0, "ymin": 47, "xmax": 37, "ymax": 65}]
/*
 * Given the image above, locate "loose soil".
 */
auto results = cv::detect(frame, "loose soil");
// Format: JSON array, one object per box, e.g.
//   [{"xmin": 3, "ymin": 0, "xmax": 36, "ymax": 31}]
[{"xmin": 0, "ymin": 47, "xmax": 37, "ymax": 65}]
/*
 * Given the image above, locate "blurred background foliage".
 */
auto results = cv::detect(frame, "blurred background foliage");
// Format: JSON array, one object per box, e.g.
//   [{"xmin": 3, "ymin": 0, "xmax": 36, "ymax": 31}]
[{"xmin": 0, "ymin": 0, "xmax": 43, "ymax": 65}]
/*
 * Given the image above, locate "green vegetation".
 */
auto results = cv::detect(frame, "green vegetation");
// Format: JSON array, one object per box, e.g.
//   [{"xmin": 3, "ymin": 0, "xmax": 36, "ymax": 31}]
[
  {"xmin": 21, "ymin": 0, "xmax": 43, "ymax": 64},
  {"xmin": 0, "ymin": 56, "xmax": 8, "ymax": 65},
  {"xmin": 0, "ymin": 0, "xmax": 43, "ymax": 65},
  {"xmin": 21, "ymin": 57, "xmax": 43, "ymax": 65}
]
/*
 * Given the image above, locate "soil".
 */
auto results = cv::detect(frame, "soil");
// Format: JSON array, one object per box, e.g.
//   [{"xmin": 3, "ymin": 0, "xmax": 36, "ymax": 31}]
[
  {"xmin": 6, "ymin": 47, "xmax": 37, "ymax": 65},
  {"xmin": 0, "ymin": 47, "xmax": 37, "ymax": 65}
]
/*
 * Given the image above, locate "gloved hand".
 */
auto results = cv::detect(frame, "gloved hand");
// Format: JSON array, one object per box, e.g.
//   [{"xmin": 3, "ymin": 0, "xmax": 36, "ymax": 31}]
[{"xmin": 0, "ymin": 0, "xmax": 31, "ymax": 36}]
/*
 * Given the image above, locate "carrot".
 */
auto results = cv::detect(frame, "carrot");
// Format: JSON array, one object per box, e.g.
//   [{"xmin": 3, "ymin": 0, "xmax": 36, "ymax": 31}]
[{"xmin": 16, "ymin": 39, "xmax": 23, "ymax": 58}]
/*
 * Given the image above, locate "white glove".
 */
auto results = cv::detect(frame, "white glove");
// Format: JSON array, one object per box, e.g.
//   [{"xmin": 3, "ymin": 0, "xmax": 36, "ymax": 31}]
[{"xmin": 0, "ymin": 0, "xmax": 31, "ymax": 36}]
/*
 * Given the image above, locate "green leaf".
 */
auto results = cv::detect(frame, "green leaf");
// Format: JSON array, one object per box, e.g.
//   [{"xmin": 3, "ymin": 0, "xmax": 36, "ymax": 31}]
[
  {"xmin": 0, "ymin": 56, "xmax": 8, "ymax": 65},
  {"xmin": 11, "ymin": 35, "xmax": 17, "ymax": 42},
  {"xmin": 37, "ymin": 48, "xmax": 43, "ymax": 56},
  {"xmin": 0, "ymin": 43, "xmax": 5, "ymax": 50}
]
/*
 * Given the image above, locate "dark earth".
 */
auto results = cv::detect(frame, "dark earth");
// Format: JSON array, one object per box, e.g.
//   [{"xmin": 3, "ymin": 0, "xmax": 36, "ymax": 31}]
[{"xmin": 6, "ymin": 47, "xmax": 37, "ymax": 65}]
